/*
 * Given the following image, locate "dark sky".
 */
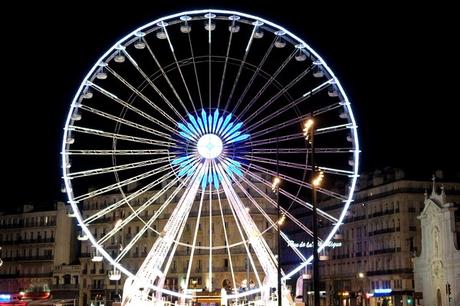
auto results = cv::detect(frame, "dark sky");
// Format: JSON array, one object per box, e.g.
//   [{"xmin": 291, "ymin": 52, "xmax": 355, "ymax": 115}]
[{"xmin": 3, "ymin": 1, "xmax": 458, "ymax": 203}]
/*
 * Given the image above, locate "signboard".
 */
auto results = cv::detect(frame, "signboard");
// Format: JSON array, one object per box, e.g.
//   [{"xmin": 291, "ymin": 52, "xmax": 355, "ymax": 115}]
[{"xmin": 287, "ymin": 240, "xmax": 342, "ymax": 249}]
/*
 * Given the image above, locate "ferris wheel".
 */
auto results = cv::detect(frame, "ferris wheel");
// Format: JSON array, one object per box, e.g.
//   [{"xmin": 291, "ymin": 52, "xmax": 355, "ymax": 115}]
[{"xmin": 61, "ymin": 9, "xmax": 359, "ymax": 306}]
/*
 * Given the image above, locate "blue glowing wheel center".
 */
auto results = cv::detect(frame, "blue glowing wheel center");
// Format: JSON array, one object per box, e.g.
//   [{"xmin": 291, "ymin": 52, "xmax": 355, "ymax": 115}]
[{"xmin": 197, "ymin": 134, "xmax": 223, "ymax": 159}]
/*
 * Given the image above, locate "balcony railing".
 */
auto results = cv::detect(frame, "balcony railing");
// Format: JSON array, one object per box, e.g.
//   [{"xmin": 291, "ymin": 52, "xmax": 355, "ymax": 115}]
[
  {"xmin": 0, "ymin": 272, "xmax": 53, "ymax": 278},
  {"xmin": 51, "ymin": 284, "xmax": 79, "ymax": 289},
  {"xmin": 2, "ymin": 255, "xmax": 53, "ymax": 261},
  {"xmin": 54, "ymin": 265, "xmax": 81, "ymax": 273},
  {"xmin": 366, "ymin": 268, "xmax": 412, "ymax": 276},
  {"xmin": 0, "ymin": 238, "xmax": 55, "ymax": 245},
  {"xmin": 87, "ymin": 284, "xmax": 105, "ymax": 290},
  {"xmin": 369, "ymin": 247, "xmax": 401, "ymax": 255},
  {"xmin": 368, "ymin": 227, "xmax": 398, "ymax": 236},
  {"xmin": 0, "ymin": 221, "xmax": 57, "ymax": 229}
]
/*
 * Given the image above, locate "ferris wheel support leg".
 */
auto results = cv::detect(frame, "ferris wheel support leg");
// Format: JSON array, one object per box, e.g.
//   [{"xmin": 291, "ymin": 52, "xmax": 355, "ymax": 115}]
[
  {"xmin": 217, "ymin": 165, "xmax": 279, "ymax": 287},
  {"xmin": 121, "ymin": 164, "xmax": 205, "ymax": 306}
]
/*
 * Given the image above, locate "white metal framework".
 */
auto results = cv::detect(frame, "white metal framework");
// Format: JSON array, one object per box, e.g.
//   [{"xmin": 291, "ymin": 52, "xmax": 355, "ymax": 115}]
[{"xmin": 61, "ymin": 9, "xmax": 359, "ymax": 306}]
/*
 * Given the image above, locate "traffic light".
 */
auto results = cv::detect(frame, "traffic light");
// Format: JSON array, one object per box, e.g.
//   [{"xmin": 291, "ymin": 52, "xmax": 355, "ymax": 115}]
[
  {"xmin": 407, "ymin": 297, "xmax": 413, "ymax": 304},
  {"xmin": 447, "ymin": 283, "xmax": 451, "ymax": 295}
]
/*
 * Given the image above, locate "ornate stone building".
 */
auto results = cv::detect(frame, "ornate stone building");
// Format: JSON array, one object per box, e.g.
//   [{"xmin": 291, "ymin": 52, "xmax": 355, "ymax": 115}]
[{"xmin": 413, "ymin": 182, "xmax": 460, "ymax": 306}]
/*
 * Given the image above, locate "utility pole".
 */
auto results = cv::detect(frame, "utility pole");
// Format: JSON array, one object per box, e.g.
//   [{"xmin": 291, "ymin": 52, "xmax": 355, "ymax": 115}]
[
  {"xmin": 271, "ymin": 129, "xmax": 283, "ymax": 306},
  {"xmin": 304, "ymin": 118, "xmax": 321, "ymax": 306}
]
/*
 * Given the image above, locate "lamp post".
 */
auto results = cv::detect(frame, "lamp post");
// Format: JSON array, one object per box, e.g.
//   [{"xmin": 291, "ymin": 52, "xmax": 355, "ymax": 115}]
[
  {"xmin": 358, "ymin": 272, "xmax": 365, "ymax": 306},
  {"xmin": 304, "ymin": 118, "xmax": 322, "ymax": 306},
  {"xmin": 272, "ymin": 176, "xmax": 282, "ymax": 306},
  {"xmin": 114, "ymin": 218, "xmax": 123, "ymax": 302}
]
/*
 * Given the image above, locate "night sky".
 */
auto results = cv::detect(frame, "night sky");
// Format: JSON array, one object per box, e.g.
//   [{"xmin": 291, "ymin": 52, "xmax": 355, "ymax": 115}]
[{"xmin": 3, "ymin": 1, "xmax": 458, "ymax": 204}]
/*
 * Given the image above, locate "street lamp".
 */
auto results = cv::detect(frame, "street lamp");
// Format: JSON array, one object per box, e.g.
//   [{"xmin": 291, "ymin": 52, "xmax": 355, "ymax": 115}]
[
  {"xmin": 304, "ymin": 118, "xmax": 321, "ymax": 306},
  {"xmin": 357, "ymin": 272, "xmax": 365, "ymax": 306},
  {"xmin": 113, "ymin": 218, "xmax": 123, "ymax": 302},
  {"xmin": 272, "ymin": 176, "xmax": 282, "ymax": 306}
]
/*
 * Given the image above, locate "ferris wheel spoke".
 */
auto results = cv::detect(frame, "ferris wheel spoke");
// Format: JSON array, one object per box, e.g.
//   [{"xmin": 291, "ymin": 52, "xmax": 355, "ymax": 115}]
[
  {"xmin": 207, "ymin": 13, "xmax": 213, "ymax": 112},
  {"xmin": 67, "ymin": 156, "xmax": 170, "ymax": 179},
  {"xmin": 121, "ymin": 48, "xmax": 188, "ymax": 120},
  {"xmin": 216, "ymin": 189, "xmax": 237, "ymax": 292},
  {"xmin": 68, "ymin": 125, "xmax": 179, "ymax": 148},
  {"xmin": 240, "ymin": 132, "xmax": 303, "ymax": 148},
  {"xmin": 279, "ymin": 231, "xmax": 308, "ymax": 262},
  {"xmin": 72, "ymin": 163, "xmax": 172, "ymax": 202},
  {"xmin": 87, "ymin": 81, "xmax": 179, "ymax": 135},
  {"xmin": 98, "ymin": 177, "xmax": 179, "ymax": 247},
  {"xmin": 231, "ymin": 38, "xmax": 275, "ymax": 114},
  {"xmin": 237, "ymin": 50, "xmax": 296, "ymax": 119},
  {"xmin": 316, "ymin": 123, "xmax": 356, "ymax": 135},
  {"xmin": 113, "ymin": 173, "xmax": 193, "ymax": 261},
  {"xmin": 104, "ymin": 65, "xmax": 184, "ymax": 124},
  {"xmin": 79, "ymin": 104, "xmax": 179, "ymax": 143},
  {"xmin": 250, "ymin": 101, "xmax": 344, "ymax": 140},
  {"xmin": 64, "ymin": 149, "xmax": 172, "ymax": 156},
  {"xmin": 243, "ymin": 121, "xmax": 355, "ymax": 149},
  {"xmin": 185, "ymin": 26, "xmax": 204, "ymax": 109},
  {"xmin": 243, "ymin": 147, "xmax": 354, "ymax": 155},
  {"xmin": 142, "ymin": 37, "xmax": 189, "ymax": 119},
  {"xmin": 237, "ymin": 173, "xmax": 315, "ymax": 238},
  {"xmin": 231, "ymin": 175, "xmax": 305, "ymax": 265},
  {"xmin": 83, "ymin": 170, "xmax": 179, "ymax": 225},
  {"xmin": 246, "ymin": 155, "xmax": 354, "ymax": 177},
  {"xmin": 246, "ymin": 78, "xmax": 335, "ymax": 133},
  {"xmin": 248, "ymin": 162, "xmax": 347, "ymax": 203},
  {"xmin": 114, "ymin": 174, "xmax": 192, "ymax": 262},
  {"xmin": 243, "ymin": 64, "xmax": 314, "ymax": 124},
  {"xmin": 184, "ymin": 186, "xmax": 206, "ymax": 292},
  {"xmin": 241, "ymin": 164, "xmax": 340, "ymax": 222},
  {"xmin": 216, "ymin": 19, "xmax": 236, "ymax": 108},
  {"xmin": 223, "ymin": 22, "xmax": 258, "ymax": 112},
  {"xmin": 161, "ymin": 25, "xmax": 197, "ymax": 115}
]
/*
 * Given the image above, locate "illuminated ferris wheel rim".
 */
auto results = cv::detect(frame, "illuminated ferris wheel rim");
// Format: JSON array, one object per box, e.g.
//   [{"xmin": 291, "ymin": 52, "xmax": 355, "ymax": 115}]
[{"xmin": 61, "ymin": 9, "xmax": 360, "ymax": 300}]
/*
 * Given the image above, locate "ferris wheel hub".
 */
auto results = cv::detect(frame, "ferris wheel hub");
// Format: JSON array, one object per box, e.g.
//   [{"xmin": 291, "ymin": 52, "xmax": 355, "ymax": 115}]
[{"xmin": 197, "ymin": 134, "xmax": 223, "ymax": 159}]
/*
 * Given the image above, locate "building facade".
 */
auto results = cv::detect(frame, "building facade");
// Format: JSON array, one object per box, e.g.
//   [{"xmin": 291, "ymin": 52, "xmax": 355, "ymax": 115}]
[
  {"xmin": 0, "ymin": 202, "xmax": 77, "ymax": 294},
  {"xmin": 289, "ymin": 169, "xmax": 460, "ymax": 306},
  {"xmin": 2, "ymin": 169, "xmax": 458, "ymax": 306},
  {"xmin": 413, "ymin": 184, "xmax": 460, "ymax": 306},
  {"xmin": 322, "ymin": 170, "xmax": 460, "ymax": 306}
]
